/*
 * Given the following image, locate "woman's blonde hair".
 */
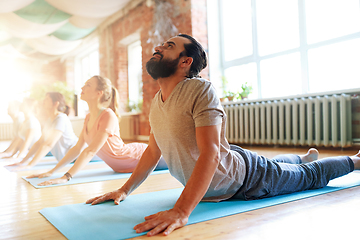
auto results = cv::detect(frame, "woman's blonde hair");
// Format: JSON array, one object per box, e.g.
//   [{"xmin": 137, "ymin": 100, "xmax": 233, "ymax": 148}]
[{"xmin": 93, "ymin": 75, "xmax": 121, "ymax": 120}]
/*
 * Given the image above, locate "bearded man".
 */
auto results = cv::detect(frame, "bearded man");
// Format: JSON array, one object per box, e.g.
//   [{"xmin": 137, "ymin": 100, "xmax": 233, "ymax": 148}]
[{"xmin": 87, "ymin": 34, "xmax": 360, "ymax": 237}]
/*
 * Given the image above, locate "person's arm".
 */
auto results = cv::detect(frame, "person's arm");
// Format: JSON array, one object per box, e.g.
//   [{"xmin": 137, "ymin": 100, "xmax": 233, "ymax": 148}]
[
  {"xmin": 6, "ymin": 137, "xmax": 43, "ymax": 166},
  {"xmin": 26, "ymin": 131, "xmax": 86, "ymax": 179},
  {"xmin": 0, "ymin": 137, "xmax": 22, "ymax": 159},
  {"xmin": 1, "ymin": 137, "xmax": 20, "ymax": 154},
  {"xmin": 14, "ymin": 128, "xmax": 36, "ymax": 158},
  {"xmin": 86, "ymin": 133, "xmax": 162, "ymax": 205},
  {"xmin": 20, "ymin": 137, "xmax": 44, "ymax": 163},
  {"xmin": 134, "ymin": 124, "xmax": 221, "ymax": 237},
  {"xmin": 37, "ymin": 128, "xmax": 109, "ymax": 186},
  {"xmin": 14, "ymin": 129, "xmax": 63, "ymax": 170}
]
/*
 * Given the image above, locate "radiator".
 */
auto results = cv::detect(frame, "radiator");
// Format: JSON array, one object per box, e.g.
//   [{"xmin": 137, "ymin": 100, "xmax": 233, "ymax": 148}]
[
  {"xmin": 0, "ymin": 123, "xmax": 14, "ymax": 141},
  {"xmin": 223, "ymin": 94, "xmax": 352, "ymax": 148}
]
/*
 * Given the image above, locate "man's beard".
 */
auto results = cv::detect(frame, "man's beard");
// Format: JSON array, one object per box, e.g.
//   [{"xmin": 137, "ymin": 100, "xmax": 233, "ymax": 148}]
[{"xmin": 146, "ymin": 54, "xmax": 180, "ymax": 80}]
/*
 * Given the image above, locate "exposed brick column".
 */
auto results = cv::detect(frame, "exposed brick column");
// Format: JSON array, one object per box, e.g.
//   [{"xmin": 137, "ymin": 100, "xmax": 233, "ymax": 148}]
[
  {"xmin": 40, "ymin": 59, "xmax": 66, "ymax": 84},
  {"xmin": 190, "ymin": 0, "xmax": 209, "ymax": 80},
  {"xmin": 99, "ymin": 29, "xmax": 108, "ymax": 78},
  {"xmin": 114, "ymin": 46, "xmax": 128, "ymax": 113}
]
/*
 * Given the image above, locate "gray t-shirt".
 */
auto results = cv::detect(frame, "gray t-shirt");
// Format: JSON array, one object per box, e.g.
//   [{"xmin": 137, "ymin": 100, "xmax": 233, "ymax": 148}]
[
  {"xmin": 43, "ymin": 113, "xmax": 78, "ymax": 161},
  {"xmin": 149, "ymin": 78, "xmax": 246, "ymax": 202}
]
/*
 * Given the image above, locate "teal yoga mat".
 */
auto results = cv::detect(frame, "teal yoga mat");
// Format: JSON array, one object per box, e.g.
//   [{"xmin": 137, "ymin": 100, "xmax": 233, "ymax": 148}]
[
  {"xmin": 40, "ymin": 171, "xmax": 360, "ymax": 240},
  {"xmin": 5, "ymin": 157, "xmax": 104, "ymax": 172},
  {"xmin": 23, "ymin": 168, "xmax": 170, "ymax": 188}
]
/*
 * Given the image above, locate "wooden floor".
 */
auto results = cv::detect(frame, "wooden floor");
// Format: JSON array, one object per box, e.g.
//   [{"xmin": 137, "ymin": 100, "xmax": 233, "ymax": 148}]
[{"xmin": 1, "ymin": 141, "xmax": 359, "ymax": 240}]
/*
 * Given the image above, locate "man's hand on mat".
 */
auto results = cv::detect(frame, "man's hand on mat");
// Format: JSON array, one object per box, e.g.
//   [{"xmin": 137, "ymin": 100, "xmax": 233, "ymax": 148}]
[
  {"xmin": 27, "ymin": 171, "xmax": 53, "ymax": 179},
  {"xmin": 86, "ymin": 189, "xmax": 127, "ymax": 205},
  {"xmin": 134, "ymin": 208, "xmax": 189, "ymax": 237},
  {"xmin": 38, "ymin": 176, "xmax": 68, "ymax": 186}
]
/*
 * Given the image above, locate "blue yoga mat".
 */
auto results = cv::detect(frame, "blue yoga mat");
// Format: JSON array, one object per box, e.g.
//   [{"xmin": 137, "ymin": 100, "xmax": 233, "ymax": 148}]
[
  {"xmin": 40, "ymin": 171, "xmax": 360, "ymax": 240},
  {"xmin": 23, "ymin": 168, "xmax": 170, "ymax": 188},
  {"xmin": 5, "ymin": 158, "xmax": 104, "ymax": 172}
]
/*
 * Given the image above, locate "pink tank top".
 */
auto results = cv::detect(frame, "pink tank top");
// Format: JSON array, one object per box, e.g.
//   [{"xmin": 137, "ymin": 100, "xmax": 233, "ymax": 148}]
[{"xmin": 83, "ymin": 108, "xmax": 147, "ymax": 172}]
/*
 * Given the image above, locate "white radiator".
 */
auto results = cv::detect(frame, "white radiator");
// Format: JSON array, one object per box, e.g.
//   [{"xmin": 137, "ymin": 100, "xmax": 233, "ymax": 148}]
[
  {"xmin": 223, "ymin": 94, "xmax": 352, "ymax": 148},
  {"xmin": 0, "ymin": 123, "xmax": 14, "ymax": 141}
]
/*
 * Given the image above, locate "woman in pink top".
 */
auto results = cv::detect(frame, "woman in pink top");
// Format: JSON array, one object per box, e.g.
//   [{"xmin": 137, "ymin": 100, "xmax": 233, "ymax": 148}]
[{"xmin": 27, "ymin": 75, "xmax": 167, "ymax": 185}]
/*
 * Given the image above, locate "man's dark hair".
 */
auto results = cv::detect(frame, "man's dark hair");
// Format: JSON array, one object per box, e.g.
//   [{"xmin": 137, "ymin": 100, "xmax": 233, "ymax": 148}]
[{"xmin": 178, "ymin": 34, "xmax": 207, "ymax": 78}]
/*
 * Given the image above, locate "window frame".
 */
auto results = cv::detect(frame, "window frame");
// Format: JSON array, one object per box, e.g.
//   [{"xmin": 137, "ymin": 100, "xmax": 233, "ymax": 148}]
[
  {"xmin": 210, "ymin": 0, "xmax": 360, "ymax": 99},
  {"xmin": 127, "ymin": 39, "xmax": 143, "ymax": 112}
]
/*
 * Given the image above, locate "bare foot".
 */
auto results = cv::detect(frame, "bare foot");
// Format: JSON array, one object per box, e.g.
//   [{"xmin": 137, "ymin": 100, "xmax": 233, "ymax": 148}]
[
  {"xmin": 350, "ymin": 151, "xmax": 360, "ymax": 170},
  {"xmin": 300, "ymin": 148, "xmax": 319, "ymax": 163}
]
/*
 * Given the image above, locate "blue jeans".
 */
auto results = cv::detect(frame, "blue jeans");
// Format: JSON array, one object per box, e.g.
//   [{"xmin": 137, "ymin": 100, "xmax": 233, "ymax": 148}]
[
  {"xmin": 230, "ymin": 145, "xmax": 354, "ymax": 200},
  {"xmin": 155, "ymin": 156, "xmax": 168, "ymax": 170}
]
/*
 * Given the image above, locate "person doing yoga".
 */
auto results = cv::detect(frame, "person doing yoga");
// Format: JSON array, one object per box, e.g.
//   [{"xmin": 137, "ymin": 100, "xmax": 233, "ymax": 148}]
[
  {"xmin": 27, "ymin": 75, "xmax": 167, "ymax": 185},
  {"xmin": 2, "ymin": 98, "xmax": 42, "ymax": 160},
  {"xmin": 86, "ymin": 34, "xmax": 360, "ymax": 237},
  {"xmin": 0, "ymin": 101, "xmax": 24, "ymax": 159},
  {"xmin": 8, "ymin": 92, "xmax": 78, "ymax": 171}
]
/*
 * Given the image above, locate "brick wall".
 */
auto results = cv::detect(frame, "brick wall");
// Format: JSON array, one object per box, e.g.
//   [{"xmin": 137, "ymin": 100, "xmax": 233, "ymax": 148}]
[
  {"xmin": 30, "ymin": 0, "xmax": 360, "ymax": 143},
  {"xmin": 34, "ymin": 59, "xmax": 78, "ymax": 116},
  {"xmin": 37, "ymin": 0, "xmax": 210, "ymax": 136},
  {"xmin": 115, "ymin": 46, "xmax": 129, "ymax": 113},
  {"xmin": 95, "ymin": 0, "xmax": 208, "ymax": 135},
  {"xmin": 98, "ymin": 0, "xmax": 209, "ymax": 136},
  {"xmin": 64, "ymin": 58, "xmax": 75, "ymax": 89},
  {"xmin": 40, "ymin": 59, "xmax": 66, "ymax": 84},
  {"xmin": 191, "ymin": 0, "xmax": 209, "ymax": 79}
]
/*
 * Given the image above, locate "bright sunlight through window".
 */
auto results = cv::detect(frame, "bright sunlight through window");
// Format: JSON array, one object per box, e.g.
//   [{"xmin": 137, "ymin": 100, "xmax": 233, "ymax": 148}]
[{"xmin": 0, "ymin": 59, "xmax": 33, "ymax": 123}]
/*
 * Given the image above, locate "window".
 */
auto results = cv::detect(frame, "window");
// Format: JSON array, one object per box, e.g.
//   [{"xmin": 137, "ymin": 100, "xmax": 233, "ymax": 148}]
[
  {"xmin": 127, "ymin": 40, "xmax": 143, "ymax": 112},
  {"xmin": 208, "ymin": 0, "xmax": 360, "ymax": 100},
  {"xmin": 74, "ymin": 44, "xmax": 99, "ymax": 117},
  {"xmin": 305, "ymin": 0, "xmax": 360, "ymax": 44},
  {"xmin": 221, "ymin": 0, "xmax": 253, "ymax": 61},
  {"xmin": 256, "ymin": 0, "xmax": 299, "ymax": 56},
  {"xmin": 260, "ymin": 52, "xmax": 302, "ymax": 98},
  {"xmin": 224, "ymin": 63, "xmax": 258, "ymax": 99},
  {"xmin": 0, "ymin": 57, "xmax": 33, "ymax": 123},
  {"xmin": 308, "ymin": 38, "xmax": 360, "ymax": 93}
]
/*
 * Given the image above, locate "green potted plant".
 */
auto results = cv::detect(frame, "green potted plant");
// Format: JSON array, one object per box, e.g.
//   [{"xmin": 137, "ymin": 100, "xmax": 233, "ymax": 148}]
[
  {"xmin": 226, "ymin": 91, "xmax": 236, "ymax": 101},
  {"xmin": 239, "ymin": 82, "xmax": 253, "ymax": 100},
  {"xmin": 126, "ymin": 99, "xmax": 143, "ymax": 113}
]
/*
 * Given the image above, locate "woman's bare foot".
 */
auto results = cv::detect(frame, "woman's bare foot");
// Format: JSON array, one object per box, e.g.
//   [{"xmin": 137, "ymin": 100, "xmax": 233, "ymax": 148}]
[
  {"xmin": 350, "ymin": 151, "xmax": 360, "ymax": 170},
  {"xmin": 300, "ymin": 148, "xmax": 319, "ymax": 163}
]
